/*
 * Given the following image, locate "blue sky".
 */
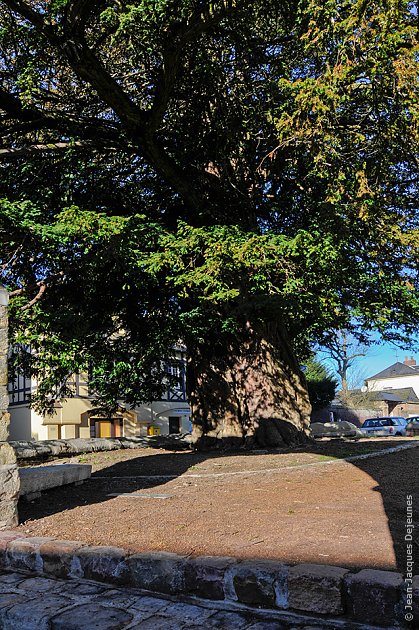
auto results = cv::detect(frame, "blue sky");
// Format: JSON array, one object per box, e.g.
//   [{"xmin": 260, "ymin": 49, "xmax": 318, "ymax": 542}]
[
  {"xmin": 362, "ymin": 342, "xmax": 417, "ymax": 379},
  {"xmin": 319, "ymin": 338, "xmax": 419, "ymax": 389}
]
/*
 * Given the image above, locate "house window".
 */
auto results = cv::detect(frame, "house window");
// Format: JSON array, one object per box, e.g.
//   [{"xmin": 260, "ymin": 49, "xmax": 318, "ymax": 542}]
[
  {"xmin": 164, "ymin": 360, "xmax": 186, "ymax": 402},
  {"xmin": 8, "ymin": 373, "xmax": 32, "ymax": 406}
]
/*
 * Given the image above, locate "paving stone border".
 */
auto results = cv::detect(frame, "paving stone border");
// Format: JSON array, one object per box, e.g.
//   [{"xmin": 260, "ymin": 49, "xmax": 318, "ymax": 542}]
[
  {"xmin": 0, "ymin": 569, "xmax": 397, "ymax": 630},
  {"xmin": 0, "ymin": 532, "xmax": 415, "ymax": 628}
]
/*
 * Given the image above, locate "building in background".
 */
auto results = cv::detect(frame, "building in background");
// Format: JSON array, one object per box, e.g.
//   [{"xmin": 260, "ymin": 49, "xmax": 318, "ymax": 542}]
[
  {"xmin": 364, "ymin": 356, "xmax": 419, "ymax": 399},
  {"xmin": 8, "ymin": 348, "xmax": 191, "ymax": 441},
  {"xmin": 311, "ymin": 356, "xmax": 419, "ymax": 425}
]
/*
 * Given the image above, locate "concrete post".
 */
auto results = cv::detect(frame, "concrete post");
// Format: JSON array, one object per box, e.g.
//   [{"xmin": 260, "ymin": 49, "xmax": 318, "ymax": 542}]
[{"xmin": 0, "ymin": 284, "xmax": 19, "ymax": 529}]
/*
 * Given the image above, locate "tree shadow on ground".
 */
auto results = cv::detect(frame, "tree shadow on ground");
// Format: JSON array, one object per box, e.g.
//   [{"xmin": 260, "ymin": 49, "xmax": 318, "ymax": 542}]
[
  {"xmin": 351, "ymin": 445, "xmax": 419, "ymax": 573},
  {"xmin": 17, "ymin": 449, "xmax": 253, "ymax": 524},
  {"xmin": 17, "ymin": 438, "xmax": 419, "ymax": 574}
]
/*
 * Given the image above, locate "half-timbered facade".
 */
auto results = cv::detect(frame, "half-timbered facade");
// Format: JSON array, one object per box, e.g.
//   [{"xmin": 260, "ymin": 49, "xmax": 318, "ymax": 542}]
[{"xmin": 8, "ymin": 348, "xmax": 190, "ymax": 441}]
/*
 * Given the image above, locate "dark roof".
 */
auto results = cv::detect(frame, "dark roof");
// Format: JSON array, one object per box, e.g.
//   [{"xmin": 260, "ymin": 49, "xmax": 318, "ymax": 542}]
[
  {"xmin": 374, "ymin": 387, "xmax": 419, "ymax": 404},
  {"xmin": 366, "ymin": 362, "xmax": 419, "ymax": 381},
  {"xmin": 340, "ymin": 387, "xmax": 419, "ymax": 405}
]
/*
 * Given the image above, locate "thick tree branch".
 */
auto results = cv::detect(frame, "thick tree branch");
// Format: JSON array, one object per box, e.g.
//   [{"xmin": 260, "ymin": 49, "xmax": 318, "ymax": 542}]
[
  {"xmin": 0, "ymin": 87, "xmax": 43, "ymax": 122},
  {"xmin": 0, "ymin": 140, "xmax": 121, "ymax": 158},
  {"xmin": 0, "ymin": 0, "xmax": 244, "ymax": 219},
  {"xmin": 2, "ymin": 1, "xmax": 145, "ymax": 132},
  {"xmin": 2, "ymin": 0, "xmax": 49, "ymax": 30},
  {"xmin": 64, "ymin": 0, "xmax": 106, "ymax": 36},
  {"xmin": 59, "ymin": 39, "xmax": 147, "ymax": 132},
  {"xmin": 148, "ymin": 1, "xmax": 240, "ymax": 132},
  {"xmin": 9, "ymin": 271, "xmax": 65, "ymax": 310},
  {"xmin": 147, "ymin": 44, "xmax": 182, "ymax": 133},
  {"xmin": 0, "ymin": 87, "xmax": 124, "ymax": 146},
  {"xmin": 20, "ymin": 281, "xmax": 47, "ymax": 310}
]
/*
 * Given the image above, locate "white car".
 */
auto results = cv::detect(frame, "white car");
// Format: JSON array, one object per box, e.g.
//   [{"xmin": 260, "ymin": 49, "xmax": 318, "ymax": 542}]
[{"xmin": 361, "ymin": 417, "xmax": 407, "ymax": 437}]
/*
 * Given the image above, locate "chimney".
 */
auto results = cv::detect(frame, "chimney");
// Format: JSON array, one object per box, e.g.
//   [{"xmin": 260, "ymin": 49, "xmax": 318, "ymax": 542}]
[{"xmin": 404, "ymin": 356, "xmax": 416, "ymax": 367}]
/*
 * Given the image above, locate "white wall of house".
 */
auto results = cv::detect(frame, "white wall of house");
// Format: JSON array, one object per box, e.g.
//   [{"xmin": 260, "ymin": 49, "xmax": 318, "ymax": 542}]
[
  {"xmin": 8, "ymin": 350, "xmax": 190, "ymax": 441},
  {"xmin": 9, "ymin": 397, "xmax": 191, "ymax": 441},
  {"xmin": 9, "ymin": 405, "xmax": 47, "ymax": 441},
  {"xmin": 138, "ymin": 401, "xmax": 191, "ymax": 435},
  {"xmin": 366, "ymin": 375, "xmax": 419, "ymax": 397}
]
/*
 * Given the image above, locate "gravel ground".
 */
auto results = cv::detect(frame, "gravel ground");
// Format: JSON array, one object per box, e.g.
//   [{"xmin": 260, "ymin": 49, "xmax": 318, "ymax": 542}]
[{"xmin": 16, "ymin": 438, "xmax": 419, "ymax": 573}]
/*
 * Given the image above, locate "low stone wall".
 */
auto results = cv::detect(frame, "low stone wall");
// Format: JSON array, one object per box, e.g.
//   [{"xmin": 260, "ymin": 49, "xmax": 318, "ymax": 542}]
[
  {"xmin": 11, "ymin": 434, "xmax": 191, "ymax": 461},
  {"xmin": 0, "ymin": 292, "xmax": 20, "ymax": 530},
  {"xmin": 0, "ymin": 532, "xmax": 416, "ymax": 628},
  {"xmin": 0, "ymin": 443, "xmax": 19, "ymax": 528}
]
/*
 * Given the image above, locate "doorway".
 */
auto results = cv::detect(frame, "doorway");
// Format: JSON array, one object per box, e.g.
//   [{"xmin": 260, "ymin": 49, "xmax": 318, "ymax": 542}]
[
  {"xmin": 90, "ymin": 417, "xmax": 124, "ymax": 438},
  {"xmin": 169, "ymin": 416, "xmax": 181, "ymax": 434}
]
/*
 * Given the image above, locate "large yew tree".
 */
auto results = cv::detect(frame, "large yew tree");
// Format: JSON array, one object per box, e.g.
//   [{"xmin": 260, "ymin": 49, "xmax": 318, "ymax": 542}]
[{"xmin": 0, "ymin": 0, "xmax": 418, "ymax": 448}]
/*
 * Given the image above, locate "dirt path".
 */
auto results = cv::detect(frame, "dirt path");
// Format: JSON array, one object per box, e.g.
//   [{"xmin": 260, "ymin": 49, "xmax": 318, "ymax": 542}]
[{"xmin": 17, "ymin": 439, "xmax": 419, "ymax": 572}]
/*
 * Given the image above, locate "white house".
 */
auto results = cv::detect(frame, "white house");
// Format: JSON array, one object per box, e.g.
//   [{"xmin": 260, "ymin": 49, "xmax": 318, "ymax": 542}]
[
  {"xmin": 8, "ymin": 349, "xmax": 191, "ymax": 441},
  {"xmin": 365, "ymin": 356, "xmax": 419, "ymax": 398}
]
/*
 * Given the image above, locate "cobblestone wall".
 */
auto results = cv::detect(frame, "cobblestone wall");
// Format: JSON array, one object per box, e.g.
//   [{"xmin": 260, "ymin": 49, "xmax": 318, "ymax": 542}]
[
  {"xmin": 0, "ymin": 532, "xmax": 415, "ymax": 627},
  {"xmin": 0, "ymin": 288, "xmax": 19, "ymax": 529}
]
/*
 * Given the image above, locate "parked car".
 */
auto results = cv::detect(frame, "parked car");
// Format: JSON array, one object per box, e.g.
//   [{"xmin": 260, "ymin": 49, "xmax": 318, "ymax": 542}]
[
  {"xmin": 406, "ymin": 417, "xmax": 419, "ymax": 437},
  {"xmin": 310, "ymin": 421, "xmax": 363, "ymax": 439},
  {"xmin": 361, "ymin": 417, "xmax": 407, "ymax": 437}
]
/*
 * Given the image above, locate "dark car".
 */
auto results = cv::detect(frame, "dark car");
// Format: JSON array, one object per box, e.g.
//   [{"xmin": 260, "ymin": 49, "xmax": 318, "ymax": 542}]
[{"xmin": 406, "ymin": 417, "xmax": 419, "ymax": 437}]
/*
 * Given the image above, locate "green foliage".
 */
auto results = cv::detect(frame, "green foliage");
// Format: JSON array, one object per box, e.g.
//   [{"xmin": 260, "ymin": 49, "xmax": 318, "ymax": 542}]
[
  {"xmin": 304, "ymin": 357, "xmax": 337, "ymax": 410},
  {"xmin": 0, "ymin": 0, "xmax": 418, "ymax": 410},
  {"xmin": 3, "ymin": 203, "xmax": 179, "ymax": 412}
]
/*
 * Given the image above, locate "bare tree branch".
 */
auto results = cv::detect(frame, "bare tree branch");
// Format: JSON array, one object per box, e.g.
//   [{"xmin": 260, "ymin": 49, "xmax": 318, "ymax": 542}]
[
  {"xmin": 0, "ymin": 244, "xmax": 24, "ymax": 272},
  {"xmin": 321, "ymin": 330, "xmax": 368, "ymax": 392}
]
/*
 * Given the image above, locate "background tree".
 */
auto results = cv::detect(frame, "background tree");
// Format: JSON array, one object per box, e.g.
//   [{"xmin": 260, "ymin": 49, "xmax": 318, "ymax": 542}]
[
  {"xmin": 304, "ymin": 357, "xmax": 337, "ymax": 412},
  {"xmin": 319, "ymin": 331, "xmax": 368, "ymax": 394},
  {"xmin": 0, "ymin": 1, "xmax": 418, "ymax": 448}
]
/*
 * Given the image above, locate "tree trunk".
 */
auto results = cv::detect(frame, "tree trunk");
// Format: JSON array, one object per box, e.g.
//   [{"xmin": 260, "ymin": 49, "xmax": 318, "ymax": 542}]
[{"xmin": 186, "ymin": 320, "xmax": 312, "ymax": 450}]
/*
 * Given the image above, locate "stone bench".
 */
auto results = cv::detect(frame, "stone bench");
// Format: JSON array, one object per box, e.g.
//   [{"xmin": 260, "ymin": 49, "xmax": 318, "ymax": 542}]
[{"xmin": 19, "ymin": 464, "xmax": 92, "ymax": 501}]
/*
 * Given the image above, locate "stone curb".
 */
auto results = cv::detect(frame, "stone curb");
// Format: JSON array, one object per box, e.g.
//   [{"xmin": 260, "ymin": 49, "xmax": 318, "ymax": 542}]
[{"xmin": 0, "ymin": 532, "xmax": 415, "ymax": 627}]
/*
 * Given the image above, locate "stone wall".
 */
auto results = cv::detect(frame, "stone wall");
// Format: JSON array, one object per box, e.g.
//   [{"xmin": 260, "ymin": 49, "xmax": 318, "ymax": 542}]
[
  {"xmin": 0, "ymin": 532, "xmax": 415, "ymax": 628},
  {"xmin": 312, "ymin": 405, "xmax": 384, "ymax": 427},
  {"xmin": 10, "ymin": 434, "xmax": 191, "ymax": 461},
  {"xmin": 0, "ymin": 289, "xmax": 19, "ymax": 529}
]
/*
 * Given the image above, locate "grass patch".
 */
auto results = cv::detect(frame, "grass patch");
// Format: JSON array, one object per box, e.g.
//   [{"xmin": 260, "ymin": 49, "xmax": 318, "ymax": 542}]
[{"xmin": 312, "ymin": 443, "xmax": 405, "ymax": 461}]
